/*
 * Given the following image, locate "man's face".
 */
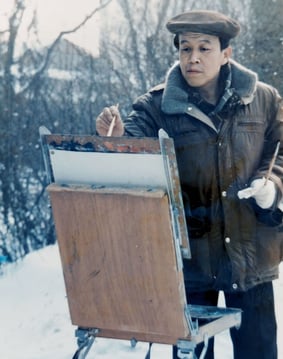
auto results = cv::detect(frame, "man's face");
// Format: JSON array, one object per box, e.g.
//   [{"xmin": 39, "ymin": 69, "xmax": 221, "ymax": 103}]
[{"xmin": 178, "ymin": 32, "xmax": 231, "ymax": 90}]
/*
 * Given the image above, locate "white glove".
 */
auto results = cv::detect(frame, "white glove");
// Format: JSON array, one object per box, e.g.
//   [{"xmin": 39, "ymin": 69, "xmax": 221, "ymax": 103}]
[{"xmin": 237, "ymin": 178, "xmax": 276, "ymax": 209}]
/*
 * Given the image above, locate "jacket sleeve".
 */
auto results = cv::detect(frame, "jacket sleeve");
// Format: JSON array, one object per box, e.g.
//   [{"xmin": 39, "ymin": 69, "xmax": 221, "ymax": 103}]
[
  {"xmin": 123, "ymin": 87, "xmax": 165, "ymax": 138},
  {"xmin": 252, "ymin": 86, "xmax": 283, "ymax": 224}
]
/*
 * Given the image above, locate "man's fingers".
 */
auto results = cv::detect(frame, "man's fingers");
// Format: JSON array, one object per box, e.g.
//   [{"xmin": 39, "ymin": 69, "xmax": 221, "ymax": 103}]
[
  {"xmin": 96, "ymin": 105, "xmax": 123, "ymax": 137},
  {"xmin": 100, "ymin": 108, "xmax": 115, "ymax": 124}
]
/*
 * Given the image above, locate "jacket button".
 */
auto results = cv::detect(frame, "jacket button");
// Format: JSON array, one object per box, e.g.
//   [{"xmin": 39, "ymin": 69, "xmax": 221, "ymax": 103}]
[
  {"xmin": 222, "ymin": 191, "xmax": 227, "ymax": 197},
  {"xmin": 232, "ymin": 283, "xmax": 238, "ymax": 290},
  {"xmin": 188, "ymin": 106, "xmax": 192, "ymax": 111},
  {"xmin": 225, "ymin": 237, "xmax": 231, "ymax": 243}
]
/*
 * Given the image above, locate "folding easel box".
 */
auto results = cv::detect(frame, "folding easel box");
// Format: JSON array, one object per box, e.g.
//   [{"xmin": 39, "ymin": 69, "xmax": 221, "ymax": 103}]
[{"xmin": 40, "ymin": 129, "xmax": 241, "ymax": 358}]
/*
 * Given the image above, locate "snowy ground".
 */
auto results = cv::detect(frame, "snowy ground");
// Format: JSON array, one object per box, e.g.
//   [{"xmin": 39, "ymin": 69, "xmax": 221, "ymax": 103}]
[{"xmin": 0, "ymin": 244, "xmax": 282, "ymax": 359}]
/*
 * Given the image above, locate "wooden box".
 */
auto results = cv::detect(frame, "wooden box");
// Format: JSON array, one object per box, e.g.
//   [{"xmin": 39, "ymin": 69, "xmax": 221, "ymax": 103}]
[{"xmin": 48, "ymin": 184, "xmax": 189, "ymax": 344}]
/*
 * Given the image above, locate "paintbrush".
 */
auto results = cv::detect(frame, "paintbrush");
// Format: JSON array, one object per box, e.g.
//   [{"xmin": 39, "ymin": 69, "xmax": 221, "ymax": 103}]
[
  {"xmin": 107, "ymin": 103, "xmax": 119, "ymax": 137},
  {"xmin": 264, "ymin": 141, "xmax": 280, "ymax": 185}
]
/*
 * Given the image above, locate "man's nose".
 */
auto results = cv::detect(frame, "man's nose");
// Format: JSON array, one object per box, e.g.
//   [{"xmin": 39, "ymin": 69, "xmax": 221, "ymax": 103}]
[{"xmin": 190, "ymin": 51, "xmax": 200, "ymax": 63}]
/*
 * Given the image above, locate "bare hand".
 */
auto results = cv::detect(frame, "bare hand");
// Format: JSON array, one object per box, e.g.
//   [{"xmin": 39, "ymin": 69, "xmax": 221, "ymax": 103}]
[{"xmin": 96, "ymin": 105, "xmax": 124, "ymax": 137}]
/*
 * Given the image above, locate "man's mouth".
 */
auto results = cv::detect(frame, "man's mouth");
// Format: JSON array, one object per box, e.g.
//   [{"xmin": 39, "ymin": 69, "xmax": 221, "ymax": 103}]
[{"xmin": 187, "ymin": 68, "xmax": 202, "ymax": 73}]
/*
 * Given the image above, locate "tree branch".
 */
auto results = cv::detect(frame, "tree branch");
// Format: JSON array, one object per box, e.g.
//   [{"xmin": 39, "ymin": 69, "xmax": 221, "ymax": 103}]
[{"xmin": 23, "ymin": 0, "xmax": 112, "ymax": 93}]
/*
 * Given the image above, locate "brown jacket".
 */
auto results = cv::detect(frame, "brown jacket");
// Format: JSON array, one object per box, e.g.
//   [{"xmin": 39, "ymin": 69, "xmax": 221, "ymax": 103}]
[{"xmin": 124, "ymin": 60, "xmax": 283, "ymax": 292}]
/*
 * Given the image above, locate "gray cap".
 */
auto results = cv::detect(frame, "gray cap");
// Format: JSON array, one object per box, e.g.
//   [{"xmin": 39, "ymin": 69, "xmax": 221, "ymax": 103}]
[{"xmin": 166, "ymin": 10, "xmax": 240, "ymax": 41}]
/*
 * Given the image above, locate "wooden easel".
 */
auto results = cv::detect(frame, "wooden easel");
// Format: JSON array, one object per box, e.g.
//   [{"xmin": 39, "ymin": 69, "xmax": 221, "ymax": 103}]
[{"xmin": 40, "ymin": 128, "xmax": 241, "ymax": 359}]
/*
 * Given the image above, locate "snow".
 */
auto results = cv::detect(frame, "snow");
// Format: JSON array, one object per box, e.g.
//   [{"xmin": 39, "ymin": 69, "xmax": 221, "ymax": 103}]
[{"xmin": 0, "ymin": 244, "xmax": 282, "ymax": 359}]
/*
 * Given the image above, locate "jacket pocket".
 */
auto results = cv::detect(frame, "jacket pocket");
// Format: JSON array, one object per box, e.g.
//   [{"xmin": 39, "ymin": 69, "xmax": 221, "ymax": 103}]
[{"xmin": 236, "ymin": 120, "xmax": 265, "ymax": 133}]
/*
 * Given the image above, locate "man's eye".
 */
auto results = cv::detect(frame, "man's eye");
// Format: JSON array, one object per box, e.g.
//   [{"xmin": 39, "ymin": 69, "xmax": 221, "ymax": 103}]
[
  {"xmin": 200, "ymin": 47, "xmax": 210, "ymax": 52},
  {"xmin": 181, "ymin": 47, "xmax": 191, "ymax": 52}
]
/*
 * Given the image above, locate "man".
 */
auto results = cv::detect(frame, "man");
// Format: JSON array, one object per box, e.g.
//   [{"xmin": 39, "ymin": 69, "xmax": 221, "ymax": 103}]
[{"xmin": 96, "ymin": 10, "xmax": 283, "ymax": 359}]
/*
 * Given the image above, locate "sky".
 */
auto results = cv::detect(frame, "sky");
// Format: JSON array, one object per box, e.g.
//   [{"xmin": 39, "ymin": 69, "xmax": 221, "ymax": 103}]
[
  {"xmin": 0, "ymin": 0, "xmax": 104, "ymax": 56},
  {"xmin": 35, "ymin": 0, "xmax": 102, "ymax": 55}
]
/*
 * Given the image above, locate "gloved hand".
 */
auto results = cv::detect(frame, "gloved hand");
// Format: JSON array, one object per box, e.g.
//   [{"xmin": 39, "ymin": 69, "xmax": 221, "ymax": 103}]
[{"xmin": 237, "ymin": 177, "xmax": 276, "ymax": 209}]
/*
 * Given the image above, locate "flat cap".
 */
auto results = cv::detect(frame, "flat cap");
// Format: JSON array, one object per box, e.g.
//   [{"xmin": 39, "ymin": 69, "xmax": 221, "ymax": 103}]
[{"xmin": 166, "ymin": 10, "xmax": 240, "ymax": 41}]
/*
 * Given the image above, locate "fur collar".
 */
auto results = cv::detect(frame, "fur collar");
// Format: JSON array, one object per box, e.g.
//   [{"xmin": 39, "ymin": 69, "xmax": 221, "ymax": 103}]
[{"xmin": 161, "ymin": 59, "xmax": 258, "ymax": 115}]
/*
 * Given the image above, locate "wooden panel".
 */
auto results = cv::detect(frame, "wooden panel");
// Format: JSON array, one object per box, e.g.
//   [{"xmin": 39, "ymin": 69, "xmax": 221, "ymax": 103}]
[{"xmin": 48, "ymin": 184, "xmax": 189, "ymax": 344}]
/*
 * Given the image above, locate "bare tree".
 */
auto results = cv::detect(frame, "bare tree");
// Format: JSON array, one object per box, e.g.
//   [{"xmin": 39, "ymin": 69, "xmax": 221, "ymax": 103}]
[
  {"xmin": 96, "ymin": 0, "xmax": 195, "ymax": 115},
  {"xmin": 0, "ymin": 0, "xmax": 112, "ymax": 261},
  {"xmin": 242, "ymin": 0, "xmax": 283, "ymax": 93}
]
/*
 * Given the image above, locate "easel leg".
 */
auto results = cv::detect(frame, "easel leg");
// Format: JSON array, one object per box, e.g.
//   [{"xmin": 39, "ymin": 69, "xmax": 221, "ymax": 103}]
[
  {"xmin": 199, "ymin": 334, "xmax": 209, "ymax": 359},
  {"xmin": 72, "ymin": 328, "xmax": 99, "ymax": 359}
]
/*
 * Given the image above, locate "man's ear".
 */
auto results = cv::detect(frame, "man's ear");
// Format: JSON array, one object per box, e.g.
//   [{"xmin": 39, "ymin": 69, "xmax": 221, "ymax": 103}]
[{"xmin": 222, "ymin": 46, "xmax": 232, "ymax": 65}]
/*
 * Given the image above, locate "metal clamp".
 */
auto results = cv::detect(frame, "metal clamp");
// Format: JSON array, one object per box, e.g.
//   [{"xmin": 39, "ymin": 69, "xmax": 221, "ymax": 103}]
[
  {"xmin": 72, "ymin": 327, "xmax": 99, "ymax": 359},
  {"xmin": 177, "ymin": 339, "xmax": 197, "ymax": 359}
]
